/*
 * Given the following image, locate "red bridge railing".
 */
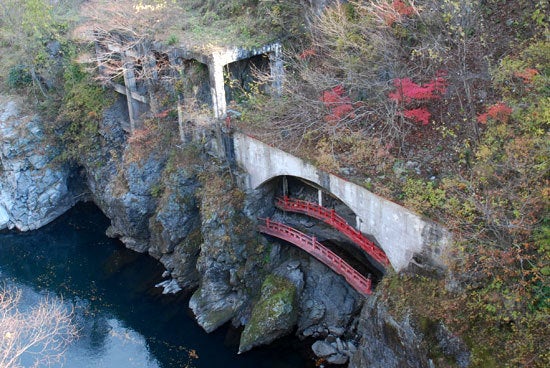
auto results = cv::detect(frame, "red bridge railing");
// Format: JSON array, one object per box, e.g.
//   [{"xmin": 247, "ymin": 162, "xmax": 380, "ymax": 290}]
[
  {"xmin": 259, "ymin": 218, "xmax": 372, "ymax": 296},
  {"xmin": 275, "ymin": 196, "xmax": 390, "ymax": 267}
]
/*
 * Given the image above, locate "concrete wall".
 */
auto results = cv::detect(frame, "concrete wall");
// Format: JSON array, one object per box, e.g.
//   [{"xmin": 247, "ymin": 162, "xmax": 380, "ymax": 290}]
[{"xmin": 233, "ymin": 133, "xmax": 451, "ymax": 272}]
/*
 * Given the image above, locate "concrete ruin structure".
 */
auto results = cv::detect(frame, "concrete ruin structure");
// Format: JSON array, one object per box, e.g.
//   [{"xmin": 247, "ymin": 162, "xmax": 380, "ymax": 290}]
[{"xmin": 94, "ymin": 37, "xmax": 283, "ymax": 132}]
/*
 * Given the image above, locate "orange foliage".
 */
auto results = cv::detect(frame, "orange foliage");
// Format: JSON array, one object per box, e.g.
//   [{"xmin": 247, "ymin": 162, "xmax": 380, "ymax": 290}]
[
  {"xmin": 298, "ymin": 48, "xmax": 316, "ymax": 60},
  {"xmin": 514, "ymin": 68, "xmax": 539, "ymax": 84},
  {"xmin": 477, "ymin": 102, "xmax": 513, "ymax": 124}
]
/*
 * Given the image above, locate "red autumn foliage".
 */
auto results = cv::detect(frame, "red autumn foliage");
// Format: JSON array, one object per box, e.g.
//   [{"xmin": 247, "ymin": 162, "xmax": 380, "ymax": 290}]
[
  {"xmin": 389, "ymin": 72, "xmax": 447, "ymax": 103},
  {"xmin": 321, "ymin": 85, "xmax": 355, "ymax": 122},
  {"xmin": 477, "ymin": 102, "xmax": 513, "ymax": 124},
  {"xmin": 388, "ymin": 72, "xmax": 447, "ymax": 125},
  {"xmin": 514, "ymin": 68, "xmax": 539, "ymax": 84},
  {"xmin": 380, "ymin": 0, "xmax": 416, "ymax": 26},
  {"xmin": 298, "ymin": 48, "xmax": 316, "ymax": 60},
  {"xmin": 326, "ymin": 104, "xmax": 355, "ymax": 123},
  {"xmin": 403, "ymin": 107, "xmax": 431, "ymax": 125},
  {"xmin": 321, "ymin": 85, "xmax": 348, "ymax": 105},
  {"xmin": 392, "ymin": 0, "xmax": 414, "ymax": 16}
]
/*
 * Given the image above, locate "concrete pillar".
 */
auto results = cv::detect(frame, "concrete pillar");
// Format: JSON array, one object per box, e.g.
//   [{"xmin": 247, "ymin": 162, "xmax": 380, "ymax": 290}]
[
  {"xmin": 144, "ymin": 54, "xmax": 160, "ymax": 114},
  {"xmin": 318, "ymin": 189, "xmax": 323, "ymax": 207},
  {"xmin": 269, "ymin": 43, "xmax": 283, "ymax": 96},
  {"xmin": 123, "ymin": 59, "xmax": 140, "ymax": 132},
  {"xmin": 208, "ymin": 58, "xmax": 226, "ymax": 119},
  {"xmin": 282, "ymin": 176, "xmax": 288, "ymax": 196},
  {"xmin": 177, "ymin": 93, "xmax": 185, "ymax": 143},
  {"xmin": 356, "ymin": 216, "xmax": 361, "ymax": 231}
]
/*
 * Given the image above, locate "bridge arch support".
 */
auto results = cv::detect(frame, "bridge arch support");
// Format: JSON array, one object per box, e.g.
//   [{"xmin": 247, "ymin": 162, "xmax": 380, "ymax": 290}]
[{"xmin": 233, "ymin": 133, "xmax": 451, "ymax": 272}]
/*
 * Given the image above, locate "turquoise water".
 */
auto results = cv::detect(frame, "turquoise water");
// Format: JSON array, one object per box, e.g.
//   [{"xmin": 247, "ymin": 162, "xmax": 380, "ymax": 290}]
[{"xmin": 0, "ymin": 203, "xmax": 311, "ymax": 368}]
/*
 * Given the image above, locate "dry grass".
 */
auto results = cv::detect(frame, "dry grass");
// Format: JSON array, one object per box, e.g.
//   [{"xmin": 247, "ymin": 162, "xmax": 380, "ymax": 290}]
[{"xmin": 75, "ymin": 0, "xmax": 277, "ymax": 51}]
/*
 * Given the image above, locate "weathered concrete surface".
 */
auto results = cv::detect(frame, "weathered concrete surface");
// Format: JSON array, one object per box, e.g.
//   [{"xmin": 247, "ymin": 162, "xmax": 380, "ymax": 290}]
[{"xmin": 233, "ymin": 133, "xmax": 451, "ymax": 272}]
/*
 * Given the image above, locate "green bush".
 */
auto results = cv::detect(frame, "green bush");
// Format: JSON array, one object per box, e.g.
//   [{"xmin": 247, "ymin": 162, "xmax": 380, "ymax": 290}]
[
  {"xmin": 403, "ymin": 178, "xmax": 447, "ymax": 215},
  {"xmin": 53, "ymin": 62, "xmax": 111, "ymax": 163},
  {"xmin": 166, "ymin": 34, "xmax": 178, "ymax": 45},
  {"xmin": 7, "ymin": 65, "xmax": 33, "ymax": 89}
]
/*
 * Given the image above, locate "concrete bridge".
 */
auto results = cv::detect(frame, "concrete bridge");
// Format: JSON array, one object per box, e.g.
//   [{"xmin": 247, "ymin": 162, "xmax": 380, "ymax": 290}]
[{"xmin": 233, "ymin": 132, "xmax": 451, "ymax": 272}]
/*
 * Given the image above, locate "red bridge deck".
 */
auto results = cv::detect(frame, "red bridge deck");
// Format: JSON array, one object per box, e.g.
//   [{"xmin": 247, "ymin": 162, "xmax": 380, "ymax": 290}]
[
  {"xmin": 259, "ymin": 218, "xmax": 372, "ymax": 296},
  {"xmin": 275, "ymin": 196, "xmax": 389, "ymax": 267}
]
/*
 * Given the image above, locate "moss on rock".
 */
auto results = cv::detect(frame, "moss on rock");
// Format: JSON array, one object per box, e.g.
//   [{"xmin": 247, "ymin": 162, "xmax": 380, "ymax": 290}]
[{"xmin": 239, "ymin": 274, "xmax": 297, "ymax": 353}]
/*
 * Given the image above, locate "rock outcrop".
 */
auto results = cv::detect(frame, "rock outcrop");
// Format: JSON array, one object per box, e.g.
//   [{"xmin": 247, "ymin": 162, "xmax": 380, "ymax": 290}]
[
  {"xmin": 239, "ymin": 273, "xmax": 298, "ymax": 353},
  {"xmin": 349, "ymin": 293, "xmax": 470, "ymax": 368},
  {"xmin": 189, "ymin": 168, "xmax": 267, "ymax": 333},
  {"xmin": 0, "ymin": 96, "xmax": 81, "ymax": 231}
]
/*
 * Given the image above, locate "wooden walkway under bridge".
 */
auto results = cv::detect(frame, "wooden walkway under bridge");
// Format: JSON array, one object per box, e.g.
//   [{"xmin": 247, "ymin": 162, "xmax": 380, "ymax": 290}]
[
  {"xmin": 275, "ymin": 196, "xmax": 389, "ymax": 268},
  {"xmin": 258, "ymin": 218, "xmax": 373, "ymax": 296}
]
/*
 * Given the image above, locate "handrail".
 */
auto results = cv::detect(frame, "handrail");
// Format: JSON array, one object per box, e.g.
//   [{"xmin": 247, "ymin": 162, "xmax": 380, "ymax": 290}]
[
  {"xmin": 259, "ymin": 218, "xmax": 372, "ymax": 296},
  {"xmin": 275, "ymin": 196, "xmax": 389, "ymax": 267}
]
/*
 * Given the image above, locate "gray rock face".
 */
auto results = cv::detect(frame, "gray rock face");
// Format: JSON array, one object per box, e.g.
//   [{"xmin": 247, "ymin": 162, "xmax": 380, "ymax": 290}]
[
  {"xmin": 312, "ymin": 340, "xmax": 337, "ymax": 357},
  {"xmin": 297, "ymin": 258, "xmax": 362, "ymax": 337},
  {"xmin": 0, "ymin": 205, "xmax": 9, "ymax": 229},
  {"xmin": 311, "ymin": 336, "xmax": 355, "ymax": 365},
  {"xmin": 80, "ymin": 98, "xmax": 206, "ymax": 286},
  {"xmin": 189, "ymin": 173, "xmax": 263, "ymax": 333},
  {"xmin": 0, "ymin": 97, "xmax": 80, "ymax": 231},
  {"xmin": 349, "ymin": 295, "xmax": 431, "ymax": 368},
  {"xmin": 435, "ymin": 323, "xmax": 470, "ymax": 368}
]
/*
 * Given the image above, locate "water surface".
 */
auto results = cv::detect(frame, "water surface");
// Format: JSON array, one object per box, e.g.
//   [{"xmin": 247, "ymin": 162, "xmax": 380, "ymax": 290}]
[{"xmin": 0, "ymin": 203, "xmax": 311, "ymax": 368}]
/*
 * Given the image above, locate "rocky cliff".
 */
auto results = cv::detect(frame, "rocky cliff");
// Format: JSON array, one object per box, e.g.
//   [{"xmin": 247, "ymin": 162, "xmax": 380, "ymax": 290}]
[{"xmin": 0, "ymin": 95, "xmax": 82, "ymax": 231}]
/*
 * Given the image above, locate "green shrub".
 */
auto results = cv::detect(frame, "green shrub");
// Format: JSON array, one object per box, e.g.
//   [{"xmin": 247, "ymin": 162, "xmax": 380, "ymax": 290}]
[
  {"xmin": 7, "ymin": 65, "xmax": 33, "ymax": 89},
  {"xmin": 53, "ymin": 62, "xmax": 111, "ymax": 163},
  {"xmin": 166, "ymin": 34, "xmax": 178, "ymax": 45},
  {"xmin": 403, "ymin": 178, "xmax": 447, "ymax": 215}
]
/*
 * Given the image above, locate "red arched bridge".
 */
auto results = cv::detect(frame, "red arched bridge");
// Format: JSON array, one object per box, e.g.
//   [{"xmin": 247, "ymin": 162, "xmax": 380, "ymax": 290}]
[
  {"xmin": 275, "ymin": 196, "xmax": 389, "ymax": 267},
  {"xmin": 258, "ymin": 218, "xmax": 373, "ymax": 296}
]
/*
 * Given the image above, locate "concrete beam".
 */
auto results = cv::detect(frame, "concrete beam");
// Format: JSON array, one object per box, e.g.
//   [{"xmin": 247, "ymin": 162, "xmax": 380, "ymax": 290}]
[
  {"xmin": 269, "ymin": 43, "xmax": 283, "ymax": 96},
  {"xmin": 122, "ymin": 60, "xmax": 140, "ymax": 132},
  {"xmin": 112, "ymin": 83, "xmax": 148, "ymax": 104}
]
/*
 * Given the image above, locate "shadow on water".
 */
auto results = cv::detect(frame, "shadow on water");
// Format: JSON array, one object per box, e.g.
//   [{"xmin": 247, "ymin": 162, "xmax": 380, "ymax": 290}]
[{"xmin": 0, "ymin": 202, "xmax": 314, "ymax": 368}]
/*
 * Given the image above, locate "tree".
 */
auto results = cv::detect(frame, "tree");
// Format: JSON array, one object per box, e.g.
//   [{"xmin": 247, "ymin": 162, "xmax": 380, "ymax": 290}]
[{"xmin": 0, "ymin": 285, "xmax": 77, "ymax": 368}]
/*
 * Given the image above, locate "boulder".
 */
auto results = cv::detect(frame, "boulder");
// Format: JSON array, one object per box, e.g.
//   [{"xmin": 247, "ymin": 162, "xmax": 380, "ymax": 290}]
[
  {"xmin": 311, "ymin": 340, "xmax": 337, "ymax": 357},
  {"xmin": 238, "ymin": 274, "xmax": 298, "ymax": 353}
]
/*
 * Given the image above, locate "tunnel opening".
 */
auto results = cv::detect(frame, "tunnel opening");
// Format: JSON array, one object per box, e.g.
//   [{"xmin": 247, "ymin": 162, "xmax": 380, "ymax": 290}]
[
  {"xmin": 174, "ymin": 57, "xmax": 212, "ymax": 109},
  {"xmin": 224, "ymin": 54, "xmax": 270, "ymax": 106}
]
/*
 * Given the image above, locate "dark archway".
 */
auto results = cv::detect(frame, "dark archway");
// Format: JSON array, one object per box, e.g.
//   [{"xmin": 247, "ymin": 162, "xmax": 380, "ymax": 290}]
[{"xmin": 255, "ymin": 175, "xmax": 386, "ymax": 280}]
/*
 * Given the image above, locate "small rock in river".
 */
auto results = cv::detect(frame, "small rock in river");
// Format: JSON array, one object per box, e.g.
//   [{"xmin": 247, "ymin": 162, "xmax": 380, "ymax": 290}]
[{"xmin": 311, "ymin": 340, "xmax": 337, "ymax": 357}]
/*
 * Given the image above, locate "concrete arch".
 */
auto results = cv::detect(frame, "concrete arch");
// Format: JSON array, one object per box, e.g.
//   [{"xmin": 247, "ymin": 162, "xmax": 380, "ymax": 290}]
[
  {"xmin": 233, "ymin": 133, "xmax": 451, "ymax": 271},
  {"xmin": 256, "ymin": 173, "xmax": 361, "ymax": 231}
]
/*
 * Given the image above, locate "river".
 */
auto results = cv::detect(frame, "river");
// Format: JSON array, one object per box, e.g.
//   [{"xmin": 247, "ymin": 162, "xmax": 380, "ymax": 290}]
[{"xmin": 0, "ymin": 202, "xmax": 312, "ymax": 368}]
